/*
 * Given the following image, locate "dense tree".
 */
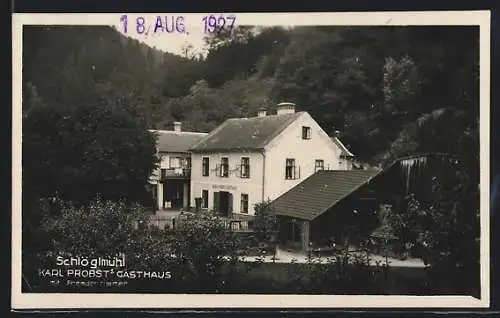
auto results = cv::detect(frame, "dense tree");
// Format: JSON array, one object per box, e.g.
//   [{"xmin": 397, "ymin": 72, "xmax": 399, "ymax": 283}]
[
  {"xmin": 388, "ymin": 159, "xmax": 479, "ymax": 295},
  {"xmin": 23, "ymin": 25, "xmax": 478, "ymax": 166},
  {"xmin": 202, "ymin": 26, "xmax": 289, "ymax": 87},
  {"xmin": 22, "ymin": 102, "xmax": 159, "ymax": 207},
  {"xmin": 253, "ymin": 200, "xmax": 279, "ymax": 244}
]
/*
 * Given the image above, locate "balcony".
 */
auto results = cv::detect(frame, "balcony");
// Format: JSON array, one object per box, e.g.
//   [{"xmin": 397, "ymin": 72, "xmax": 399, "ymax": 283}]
[{"xmin": 160, "ymin": 167, "xmax": 191, "ymax": 180}]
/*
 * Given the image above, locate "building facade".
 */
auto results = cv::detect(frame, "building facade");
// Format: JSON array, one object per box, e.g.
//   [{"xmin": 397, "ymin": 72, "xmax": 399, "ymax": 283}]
[
  {"xmin": 149, "ymin": 122, "xmax": 207, "ymax": 211},
  {"xmin": 188, "ymin": 102, "xmax": 355, "ymax": 217}
]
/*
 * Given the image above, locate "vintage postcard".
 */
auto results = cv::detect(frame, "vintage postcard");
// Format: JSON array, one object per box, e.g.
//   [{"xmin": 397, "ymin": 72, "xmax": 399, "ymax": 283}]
[{"xmin": 12, "ymin": 11, "xmax": 491, "ymax": 309}]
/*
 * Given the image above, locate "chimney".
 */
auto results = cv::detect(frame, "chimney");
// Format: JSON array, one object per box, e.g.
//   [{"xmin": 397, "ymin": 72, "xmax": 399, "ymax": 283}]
[
  {"xmin": 276, "ymin": 102, "xmax": 296, "ymax": 115},
  {"xmin": 173, "ymin": 122, "xmax": 182, "ymax": 132},
  {"xmin": 257, "ymin": 108, "xmax": 267, "ymax": 117}
]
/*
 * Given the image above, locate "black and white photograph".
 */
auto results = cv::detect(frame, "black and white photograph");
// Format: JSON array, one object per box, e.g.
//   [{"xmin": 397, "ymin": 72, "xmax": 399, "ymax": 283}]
[{"xmin": 12, "ymin": 11, "xmax": 490, "ymax": 309}]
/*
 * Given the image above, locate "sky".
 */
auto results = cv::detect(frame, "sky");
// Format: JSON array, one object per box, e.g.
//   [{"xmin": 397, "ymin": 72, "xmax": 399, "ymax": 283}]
[
  {"xmin": 112, "ymin": 15, "xmax": 213, "ymax": 57},
  {"xmin": 117, "ymin": 28, "xmax": 206, "ymax": 57}
]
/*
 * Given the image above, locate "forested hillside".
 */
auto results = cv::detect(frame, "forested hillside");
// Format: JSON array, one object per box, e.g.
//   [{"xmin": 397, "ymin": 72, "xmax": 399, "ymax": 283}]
[
  {"xmin": 22, "ymin": 25, "xmax": 481, "ymax": 296},
  {"xmin": 22, "ymin": 25, "xmax": 478, "ymax": 165}
]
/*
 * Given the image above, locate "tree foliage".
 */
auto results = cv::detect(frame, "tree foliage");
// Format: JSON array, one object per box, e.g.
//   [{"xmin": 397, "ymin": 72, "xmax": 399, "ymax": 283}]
[
  {"xmin": 388, "ymin": 122, "xmax": 479, "ymax": 295},
  {"xmin": 253, "ymin": 200, "xmax": 279, "ymax": 243},
  {"xmin": 27, "ymin": 199, "xmax": 246, "ymax": 292},
  {"xmin": 40, "ymin": 197, "xmax": 144, "ymax": 259},
  {"xmin": 389, "ymin": 168, "xmax": 479, "ymax": 295},
  {"xmin": 23, "ymin": 25, "xmax": 478, "ymax": 165},
  {"xmin": 167, "ymin": 211, "xmax": 243, "ymax": 290},
  {"xmin": 23, "ymin": 102, "xmax": 159, "ymax": 206}
]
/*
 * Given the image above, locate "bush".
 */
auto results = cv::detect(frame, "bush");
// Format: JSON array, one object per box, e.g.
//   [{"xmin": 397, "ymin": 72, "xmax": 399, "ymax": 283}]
[
  {"xmin": 283, "ymin": 250, "xmax": 386, "ymax": 294},
  {"xmin": 166, "ymin": 211, "xmax": 245, "ymax": 291},
  {"xmin": 388, "ymin": 163, "xmax": 480, "ymax": 297},
  {"xmin": 24, "ymin": 201, "xmax": 251, "ymax": 293},
  {"xmin": 253, "ymin": 200, "xmax": 278, "ymax": 243},
  {"xmin": 24, "ymin": 198, "xmax": 390, "ymax": 294}
]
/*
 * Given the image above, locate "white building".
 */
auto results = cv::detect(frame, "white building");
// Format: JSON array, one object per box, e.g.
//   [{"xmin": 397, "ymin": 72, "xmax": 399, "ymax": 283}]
[
  {"xmin": 188, "ymin": 102, "xmax": 355, "ymax": 217},
  {"xmin": 149, "ymin": 122, "xmax": 208, "ymax": 211}
]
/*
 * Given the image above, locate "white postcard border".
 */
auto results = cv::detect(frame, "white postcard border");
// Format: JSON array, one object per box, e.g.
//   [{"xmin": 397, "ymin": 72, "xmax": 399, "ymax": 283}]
[{"xmin": 11, "ymin": 10, "xmax": 491, "ymax": 309}]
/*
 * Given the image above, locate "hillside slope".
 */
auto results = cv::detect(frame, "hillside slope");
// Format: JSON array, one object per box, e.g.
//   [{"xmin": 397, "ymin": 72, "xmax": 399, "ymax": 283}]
[{"xmin": 22, "ymin": 25, "xmax": 478, "ymax": 165}]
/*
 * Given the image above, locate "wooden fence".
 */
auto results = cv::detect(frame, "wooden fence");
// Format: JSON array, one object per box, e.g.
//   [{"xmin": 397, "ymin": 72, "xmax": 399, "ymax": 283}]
[{"xmin": 135, "ymin": 215, "xmax": 255, "ymax": 233}]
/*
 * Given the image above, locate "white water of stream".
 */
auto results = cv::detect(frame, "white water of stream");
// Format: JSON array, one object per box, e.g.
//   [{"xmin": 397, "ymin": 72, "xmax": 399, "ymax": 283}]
[{"xmin": 399, "ymin": 156, "xmax": 427, "ymax": 194}]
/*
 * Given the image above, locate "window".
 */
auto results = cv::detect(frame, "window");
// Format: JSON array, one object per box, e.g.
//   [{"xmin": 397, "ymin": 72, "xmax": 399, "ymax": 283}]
[
  {"xmin": 315, "ymin": 159, "xmax": 325, "ymax": 172},
  {"xmin": 219, "ymin": 157, "xmax": 229, "ymax": 177},
  {"xmin": 241, "ymin": 194, "xmax": 249, "ymax": 214},
  {"xmin": 202, "ymin": 157, "xmax": 209, "ymax": 176},
  {"xmin": 285, "ymin": 158, "xmax": 300, "ymax": 180},
  {"xmin": 201, "ymin": 190, "xmax": 208, "ymax": 209},
  {"xmin": 240, "ymin": 157, "xmax": 250, "ymax": 178},
  {"xmin": 161, "ymin": 168, "xmax": 166, "ymax": 179},
  {"xmin": 302, "ymin": 126, "xmax": 311, "ymax": 140}
]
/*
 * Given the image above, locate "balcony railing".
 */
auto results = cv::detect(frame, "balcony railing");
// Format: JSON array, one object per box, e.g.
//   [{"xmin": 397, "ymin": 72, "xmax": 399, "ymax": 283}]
[{"xmin": 161, "ymin": 167, "xmax": 191, "ymax": 180}]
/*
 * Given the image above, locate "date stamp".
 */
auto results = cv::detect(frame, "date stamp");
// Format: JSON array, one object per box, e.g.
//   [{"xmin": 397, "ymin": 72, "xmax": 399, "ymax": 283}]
[
  {"xmin": 202, "ymin": 14, "xmax": 237, "ymax": 34},
  {"xmin": 119, "ymin": 14, "xmax": 237, "ymax": 36}
]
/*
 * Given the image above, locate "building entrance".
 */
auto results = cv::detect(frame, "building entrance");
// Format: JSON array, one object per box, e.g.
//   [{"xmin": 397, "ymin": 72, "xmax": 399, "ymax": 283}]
[{"xmin": 214, "ymin": 191, "xmax": 233, "ymax": 216}]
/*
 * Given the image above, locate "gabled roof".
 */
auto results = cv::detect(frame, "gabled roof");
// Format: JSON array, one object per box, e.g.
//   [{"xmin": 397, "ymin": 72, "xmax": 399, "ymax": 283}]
[
  {"xmin": 189, "ymin": 112, "xmax": 304, "ymax": 152},
  {"xmin": 272, "ymin": 169, "xmax": 380, "ymax": 221},
  {"xmin": 149, "ymin": 130, "xmax": 208, "ymax": 153},
  {"xmin": 271, "ymin": 153, "xmax": 450, "ymax": 221},
  {"xmin": 331, "ymin": 137, "xmax": 355, "ymax": 157}
]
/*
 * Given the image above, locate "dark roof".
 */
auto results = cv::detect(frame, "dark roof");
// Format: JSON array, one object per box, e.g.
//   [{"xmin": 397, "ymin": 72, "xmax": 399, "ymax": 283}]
[
  {"xmin": 331, "ymin": 137, "xmax": 354, "ymax": 157},
  {"xmin": 150, "ymin": 130, "xmax": 208, "ymax": 153},
  {"xmin": 272, "ymin": 169, "xmax": 380, "ymax": 221},
  {"xmin": 190, "ymin": 112, "xmax": 303, "ymax": 152}
]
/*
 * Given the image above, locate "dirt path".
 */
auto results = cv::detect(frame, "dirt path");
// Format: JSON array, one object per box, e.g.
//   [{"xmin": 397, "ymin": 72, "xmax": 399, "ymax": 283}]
[{"xmin": 240, "ymin": 247, "xmax": 426, "ymax": 268}]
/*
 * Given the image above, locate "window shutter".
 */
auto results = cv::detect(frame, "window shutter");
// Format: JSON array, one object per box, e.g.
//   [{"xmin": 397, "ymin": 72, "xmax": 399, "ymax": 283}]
[
  {"xmin": 236, "ymin": 165, "xmax": 241, "ymax": 178},
  {"xmin": 227, "ymin": 193, "xmax": 233, "ymax": 216},
  {"xmin": 248, "ymin": 164, "xmax": 251, "ymax": 178},
  {"xmin": 285, "ymin": 160, "xmax": 289, "ymax": 179},
  {"xmin": 297, "ymin": 166, "xmax": 301, "ymax": 179},
  {"xmin": 213, "ymin": 191, "xmax": 220, "ymax": 212},
  {"xmin": 215, "ymin": 164, "xmax": 220, "ymax": 177}
]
